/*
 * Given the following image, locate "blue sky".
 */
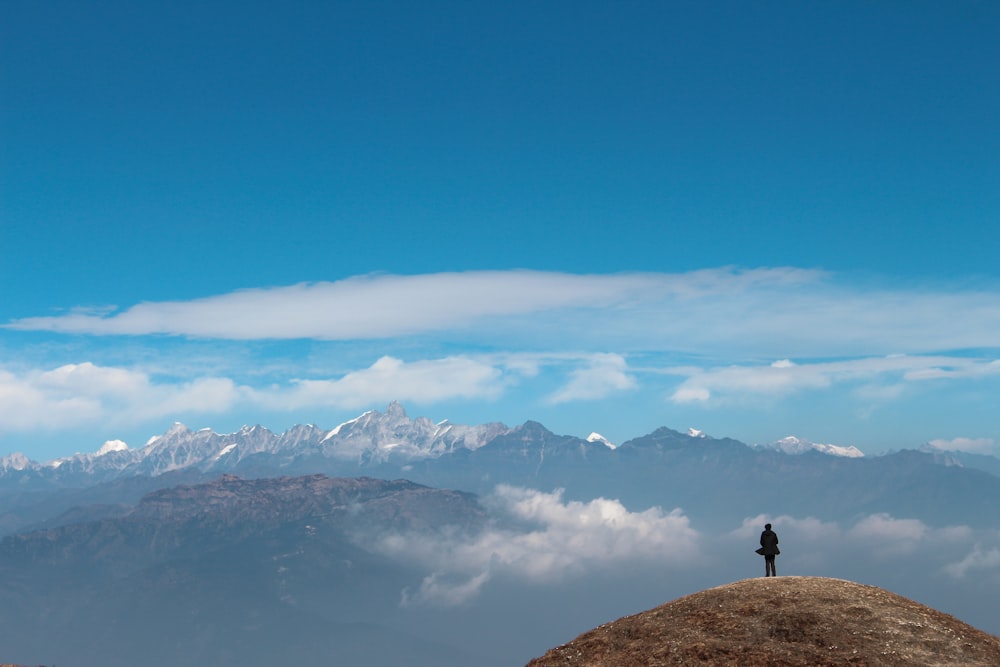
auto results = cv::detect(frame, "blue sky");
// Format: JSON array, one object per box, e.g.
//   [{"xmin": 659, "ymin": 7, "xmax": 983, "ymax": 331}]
[{"xmin": 2, "ymin": 1, "xmax": 998, "ymax": 461}]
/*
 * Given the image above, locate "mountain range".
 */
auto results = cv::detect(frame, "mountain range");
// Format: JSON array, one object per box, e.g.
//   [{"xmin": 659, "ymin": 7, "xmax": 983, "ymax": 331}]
[
  {"xmin": 4, "ymin": 402, "xmax": 1000, "ymax": 535},
  {"xmin": 4, "ymin": 404, "xmax": 1000, "ymax": 666},
  {"xmin": 2, "ymin": 402, "xmax": 874, "ymax": 485}
]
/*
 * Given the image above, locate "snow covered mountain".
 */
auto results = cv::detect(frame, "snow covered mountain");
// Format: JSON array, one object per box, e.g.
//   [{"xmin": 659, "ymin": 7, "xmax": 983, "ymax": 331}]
[
  {"xmin": 6, "ymin": 402, "xmax": 509, "ymax": 481},
  {"xmin": 760, "ymin": 435, "xmax": 865, "ymax": 458},
  {"xmin": 3, "ymin": 407, "xmax": 876, "ymax": 484},
  {"xmin": 586, "ymin": 432, "xmax": 616, "ymax": 449},
  {"xmin": 5, "ymin": 403, "xmax": 1000, "ymax": 536}
]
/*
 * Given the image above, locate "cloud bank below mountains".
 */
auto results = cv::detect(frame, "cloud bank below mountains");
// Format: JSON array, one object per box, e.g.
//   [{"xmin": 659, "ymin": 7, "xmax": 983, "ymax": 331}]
[
  {"xmin": 362, "ymin": 487, "xmax": 1000, "ymax": 622},
  {"xmin": 366, "ymin": 486, "xmax": 700, "ymax": 607}
]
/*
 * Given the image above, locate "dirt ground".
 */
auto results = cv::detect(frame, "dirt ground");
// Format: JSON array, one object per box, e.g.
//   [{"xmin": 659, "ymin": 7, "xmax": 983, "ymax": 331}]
[{"xmin": 526, "ymin": 576, "xmax": 1000, "ymax": 666}]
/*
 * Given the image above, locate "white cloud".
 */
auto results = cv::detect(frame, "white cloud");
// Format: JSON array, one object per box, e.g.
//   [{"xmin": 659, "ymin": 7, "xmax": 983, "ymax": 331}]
[
  {"xmin": 0, "ymin": 363, "xmax": 241, "ymax": 433},
  {"xmin": 669, "ymin": 355, "xmax": 1000, "ymax": 405},
  {"xmin": 729, "ymin": 514, "xmax": 997, "ymax": 586},
  {"xmin": 256, "ymin": 355, "xmax": 511, "ymax": 410},
  {"xmin": 671, "ymin": 386, "xmax": 712, "ymax": 402},
  {"xmin": 0, "ymin": 352, "xmax": 658, "ymax": 438},
  {"xmin": 732, "ymin": 514, "xmax": 839, "ymax": 543},
  {"xmin": 400, "ymin": 571, "xmax": 492, "ymax": 608},
  {"xmin": 0, "ymin": 356, "xmax": 518, "ymax": 434},
  {"xmin": 670, "ymin": 360, "xmax": 832, "ymax": 403},
  {"xmin": 9, "ymin": 268, "xmax": 999, "ymax": 360},
  {"xmin": 5, "ymin": 270, "xmax": 674, "ymax": 340},
  {"xmin": 927, "ymin": 437, "xmax": 997, "ymax": 455},
  {"xmin": 3, "ymin": 267, "xmax": 999, "ymax": 445},
  {"xmin": 363, "ymin": 503, "xmax": 994, "ymax": 608},
  {"xmin": 367, "ymin": 486, "xmax": 699, "ymax": 607},
  {"xmin": 848, "ymin": 514, "xmax": 928, "ymax": 558},
  {"xmin": 945, "ymin": 545, "xmax": 1000, "ymax": 579},
  {"xmin": 547, "ymin": 353, "xmax": 636, "ymax": 403},
  {"xmin": 904, "ymin": 359, "xmax": 1000, "ymax": 381},
  {"xmin": 36, "ymin": 362, "xmax": 148, "ymax": 395},
  {"xmin": 731, "ymin": 513, "xmax": 973, "ymax": 567}
]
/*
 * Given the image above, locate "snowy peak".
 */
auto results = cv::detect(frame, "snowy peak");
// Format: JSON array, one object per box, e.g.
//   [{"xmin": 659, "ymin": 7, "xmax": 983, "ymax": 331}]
[
  {"xmin": 587, "ymin": 432, "xmax": 617, "ymax": 450},
  {"xmin": 0, "ymin": 451, "xmax": 32, "ymax": 472},
  {"xmin": 385, "ymin": 400, "xmax": 407, "ymax": 418},
  {"xmin": 165, "ymin": 422, "xmax": 193, "ymax": 437},
  {"xmin": 315, "ymin": 404, "xmax": 509, "ymax": 462},
  {"xmin": 146, "ymin": 422, "xmax": 193, "ymax": 448},
  {"xmin": 3, "ymin": 405, "xmax": 883, "ymax": 488},
  {"xmin": 96, "ymin": 440, "xmax": 129, "ymax": 456},
  {"xmin": 765, "ymin": 436, "xmax": 865, "ymax": 458},
  {"xmin": 6, "ymin": 404, "xmax": 512, "ymax": 480}
]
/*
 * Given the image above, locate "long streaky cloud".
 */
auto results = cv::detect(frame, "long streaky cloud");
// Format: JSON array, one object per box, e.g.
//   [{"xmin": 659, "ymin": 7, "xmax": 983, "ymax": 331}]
[
  {"xmin": 5, "ymin": 270, "xmax": 682, "ymax": 340},
  {"xmin": 669, "ymin": 355, "xmax": 1000, "ymax": 404},
  {"xmin": 5, "ymin": 267, "xmax": 822, "ymax": 345},
  {"xmin": 7, "ymin": 268, "xmax": 1000, "ymax": 359}
]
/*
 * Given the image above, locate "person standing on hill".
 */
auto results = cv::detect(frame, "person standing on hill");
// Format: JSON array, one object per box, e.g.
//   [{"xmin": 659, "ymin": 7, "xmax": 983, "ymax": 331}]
[{"xmin": 759, "ymin": 523, "xmax": 779, "ymax": 577}]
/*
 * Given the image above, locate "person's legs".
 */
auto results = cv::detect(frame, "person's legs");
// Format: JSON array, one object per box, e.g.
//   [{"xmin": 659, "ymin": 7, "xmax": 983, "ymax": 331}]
[{"xmin": 765, "ymin": 556, "xmax": 776, "ymax": 577}]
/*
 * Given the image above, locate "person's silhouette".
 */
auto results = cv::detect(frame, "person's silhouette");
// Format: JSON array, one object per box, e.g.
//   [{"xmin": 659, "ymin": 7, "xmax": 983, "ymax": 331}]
[{"xmin": 760, "ymin": 523, "xmax": 779, "ymax": 577}]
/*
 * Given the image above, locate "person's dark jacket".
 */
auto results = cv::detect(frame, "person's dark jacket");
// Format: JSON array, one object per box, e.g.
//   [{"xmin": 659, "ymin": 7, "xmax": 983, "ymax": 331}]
[{"xmin": 760, "ymin": 529, "xmax": 779, "ymax": 556}]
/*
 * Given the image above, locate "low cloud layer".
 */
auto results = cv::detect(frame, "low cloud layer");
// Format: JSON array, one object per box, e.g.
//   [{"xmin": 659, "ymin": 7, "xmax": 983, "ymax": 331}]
[
  {"xmin": 361, "ymin": 490, "xmax": 1000, "ymax": 621},
  {"xmin": 365, "ymin": 486, "xmax": 699, "ymax": 607}
]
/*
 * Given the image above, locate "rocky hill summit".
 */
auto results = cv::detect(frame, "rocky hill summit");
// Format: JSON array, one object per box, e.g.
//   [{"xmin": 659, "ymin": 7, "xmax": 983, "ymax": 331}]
[
  {"xmin": 1, "ymin": 474, "xmax": 484, "ymax": 571},
  {"xmin": 526, "ymin": 577, "xmax": 1000, "ymax": 666}
]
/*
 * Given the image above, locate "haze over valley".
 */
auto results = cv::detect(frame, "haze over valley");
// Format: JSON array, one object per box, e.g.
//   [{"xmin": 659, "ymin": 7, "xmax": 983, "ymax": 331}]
[{"xmin": 3, "ymin": 405, "xmax": 1000, "ymax": 666}]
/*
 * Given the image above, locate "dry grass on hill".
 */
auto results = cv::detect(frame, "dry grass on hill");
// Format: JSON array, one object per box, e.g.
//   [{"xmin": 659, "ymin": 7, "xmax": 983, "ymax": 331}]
[{"xmin": 526, "ymin": 576, "xmax": 1000, "ymax": 667}]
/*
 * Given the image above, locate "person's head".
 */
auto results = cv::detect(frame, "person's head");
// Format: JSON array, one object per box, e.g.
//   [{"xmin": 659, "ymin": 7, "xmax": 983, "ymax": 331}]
[{"xmin": 765, "ymin": 523, "xmax": 772, "ymax": 530}]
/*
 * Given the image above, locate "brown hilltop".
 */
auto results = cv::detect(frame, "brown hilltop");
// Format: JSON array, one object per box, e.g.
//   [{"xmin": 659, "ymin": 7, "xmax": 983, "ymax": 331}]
[{"xmin": 526, "ymin": 576, "xmax": 1000, "ymax": 667}]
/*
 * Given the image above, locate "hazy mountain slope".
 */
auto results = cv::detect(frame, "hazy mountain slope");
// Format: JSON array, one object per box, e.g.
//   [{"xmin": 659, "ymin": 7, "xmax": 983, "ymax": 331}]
[
  {"xmin": 0, "ymin": 474, "xmax": 492, "ymax": 667},
  {"xmin": 924, "ymin": 447, "xmax": 1000, "ymax": 478},
  {"xmin": 598, "ymin": 433, "xmax": 1000, "ymax": 529},
  {"xmin": 0, "ymin": 468, "xmax": 211, "ymax": 536}
]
